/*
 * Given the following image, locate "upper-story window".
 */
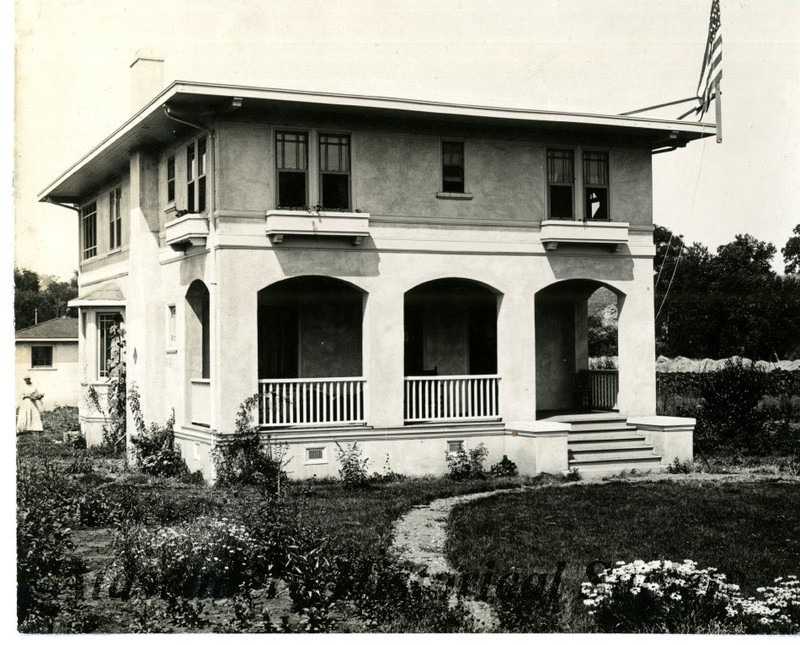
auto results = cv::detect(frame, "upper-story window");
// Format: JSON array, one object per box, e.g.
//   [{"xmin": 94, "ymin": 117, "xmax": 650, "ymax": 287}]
[
  {"xmin": 583, "ymin": 151, "xmax": 609, "ymax": 221},
  {"xmin": 547, "ymin": 149, "xmax": 574, "ymax": 220},
  {"xmin": 441, "ymin": 141, "xmax": 465, "ymax": 193},
  {"xmin": 81, "ymin": 201, "xmax": 97, "ymax": 260},
  {"xmin": 166, "ymin": 156, "xmax": 175, "ymax": 204},
  {"xmin": 109, "ymin": 187, "xmax": 122, "ymax": 250},
  {"xmin": 276, "ymin": 131, "xmax": 308, "ymax": 209},
  {"xmin": 319, "ymin": 134, "xmax": 350, "ymax": 210},
  {"xmin": 187, "ymin": 137, "xmax": 207, "ymax": 213}
]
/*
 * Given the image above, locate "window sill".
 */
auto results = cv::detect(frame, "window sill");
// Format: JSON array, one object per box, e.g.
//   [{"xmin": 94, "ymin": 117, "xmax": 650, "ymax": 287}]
[
  {"xmin": 30, "ymin": 367, "xmax": 56, "ymax": 371},
  {"xmin": 436, "ymin": 192, "xmax": 473, "ymax": 200}
]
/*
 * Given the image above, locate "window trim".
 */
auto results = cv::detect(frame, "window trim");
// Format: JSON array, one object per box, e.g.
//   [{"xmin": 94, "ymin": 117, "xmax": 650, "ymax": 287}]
[
  {"xmin": 305, "ymin": 446, "xmax": 328, "ymax": 465},
  {"xmin": 81, "ymin": 201, "xmax": 98, "ymax": 260},
  {"xmin": 546, "ymin": 147, "xmax": 576, "ymax": 221},
  {"xmin": 440, "ymin": 139, "xmax": 467, "ymax": 195},
  {"xmin": 318, "ymin": 132, "xmax": 352, "ymax": 211},
  {"xmin": 582, "ymin": 149, "xmax": 611, "ymax": 222},
  {"xmin": 31, "ymin": 345, "xmax": 54, "ymax": 369},
  {"xmin": 97, "ymin": 311, "xmax": 123, "ymax": 380},
  {"xmin": 109, "ymin": 186, "xmax": 122, "ymax": 251},
  {"xmin": 275, "ymin": 130, "xmax": 309, "ymax": 209}
]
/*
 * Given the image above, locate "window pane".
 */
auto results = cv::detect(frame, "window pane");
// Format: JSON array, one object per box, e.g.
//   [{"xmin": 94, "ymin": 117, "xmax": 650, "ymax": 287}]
[
  {"xmin": 320, "ymin": 135, "xmax": 350, "ymax": 172},
  {"xmin": 549, "ymin": 185, "xmax": 573, "ymax": 219},
  {"xmin": 31, "ymin": 346, "xmax": 53, "ymax": 367},
  {"xmin": 278, "ymin": 171, "xmax": 307, "ymax": 208},
  {"xmin": 277, "ymin": 132, "xmax": 307, "ymax": 170},
  {"xmin": 584, "ymin": 151, "xmax": 608, "ymax": 186},
  {"xmin": 98, "ymin": 313, "xmax": 122, "ymax": 378},
  {"xmin": 585, "ymin": 187, "xmax": 609, "ymax": 221},
  {"xmin": 548, "ymin": 149, "xmax": 574, "ymax": 184},
  {"xmin": 198, "ymin": 176, "xmax": 206, "ymax": 212},
  {"xmin": 167, "ymin": 156, "xmax": 175, "ymax": 202},
  {"xmin": 442, "ymin": 141, "xmax": 465, "ymax": 192},
  {"xmin": 198, "ymin": 138, "xmax": 207, "ymax": 176},
  {"xmin": 82, "ymin": 202, "xmax": 97, "ymax": 259},
  {"xmin": 321, "ymin": 173, "xmax": 350, "ymax": 210}
]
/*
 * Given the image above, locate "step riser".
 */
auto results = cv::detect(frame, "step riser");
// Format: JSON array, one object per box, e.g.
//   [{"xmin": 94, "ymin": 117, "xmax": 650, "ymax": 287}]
[
  {"xmin": 566, "ymin": 422, "xmax": 633, "ymax": 432},
  {"xmin": 569, "ymin": 431, "xmax": 641, "ymax": 442},
  {"xmin": 569, "ymin": 458, "xmax": 664, "ymax": 468},
  {"xmin": 570, "ymin": 445, "xmax": 650, "ymax": 454}
]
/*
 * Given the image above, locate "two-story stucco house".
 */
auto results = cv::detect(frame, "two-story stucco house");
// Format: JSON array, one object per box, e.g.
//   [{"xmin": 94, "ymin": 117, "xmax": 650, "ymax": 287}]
[{"xmin": 40, "ymin": 57, "xmax": 708, "ymax": 480}]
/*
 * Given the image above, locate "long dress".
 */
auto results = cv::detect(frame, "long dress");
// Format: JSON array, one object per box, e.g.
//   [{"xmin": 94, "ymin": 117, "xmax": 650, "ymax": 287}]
[{"xmin": 17, "ymin": 384, "xmax": 44, "ymax": 433}]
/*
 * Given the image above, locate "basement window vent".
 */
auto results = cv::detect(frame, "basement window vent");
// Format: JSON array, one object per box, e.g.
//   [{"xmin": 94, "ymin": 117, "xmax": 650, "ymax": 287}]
[
  {"xmin": 447, "ymin": 440, "xmax": 464, "ymax": 454},
  {"xmin": 306, "ymin": 447, "xmax": 326, "ymax": 463}
]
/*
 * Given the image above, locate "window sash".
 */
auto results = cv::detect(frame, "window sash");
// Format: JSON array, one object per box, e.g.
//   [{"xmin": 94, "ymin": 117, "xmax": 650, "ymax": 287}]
[
  {"xmin": 31, "ymin": 345, "xmax": 53, "ymax": 368},
  {"xmin": 547, "ymin": 149, "xmax": 574, "ymax": 185},
  {"xmin": 319, "ymin": 134, "xmax": 351, "ymax": 209},
  {"xmin": 98, "ymin": 313, "xmax": 121, "ymax": 379},
  {"xmin": 81, "ymin": 203, "xmax": 97, "ymax": 259},
  {"xmin": 442, "ymin": 141, "xmax": 465, "ymax": 192},
  {"xmin": 187, "ymin": 143, "xmax": 196, "ymax": 212},
  {"xmin": 109, "ymin": 187, "xmax": 122, "ymax": 250},
  {"xmin": 167, "ymin": 156, "xmax": 175, "ymax": 203},
  {"xmin": 583, "ymin": 151, "xmax": 609, "ymax": 187},
  {"xmin": 276, "ymin": 132, "xmax": 308, "ymax": 170}
]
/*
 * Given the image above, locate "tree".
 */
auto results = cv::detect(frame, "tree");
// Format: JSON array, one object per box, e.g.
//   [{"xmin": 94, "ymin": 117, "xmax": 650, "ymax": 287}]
[
  {"xmin": 14, "ymin": 268, "xmax": 78, "ymax": 330},
  {"xmin": 782, "ymin": 224, "xmax": 800, "ymax": 274}
]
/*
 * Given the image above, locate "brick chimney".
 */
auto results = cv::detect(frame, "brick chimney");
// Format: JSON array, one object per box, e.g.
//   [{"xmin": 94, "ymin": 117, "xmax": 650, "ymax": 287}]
[{"xmin": 130, "ymin": 51, "xmax": 165, "ymax": 112}]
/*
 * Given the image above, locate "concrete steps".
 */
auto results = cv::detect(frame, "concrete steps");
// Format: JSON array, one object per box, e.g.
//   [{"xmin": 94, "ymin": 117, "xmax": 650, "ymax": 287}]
[{"xmin": 566, "ymin": 415, "xmax": 664, "ymax": 476}]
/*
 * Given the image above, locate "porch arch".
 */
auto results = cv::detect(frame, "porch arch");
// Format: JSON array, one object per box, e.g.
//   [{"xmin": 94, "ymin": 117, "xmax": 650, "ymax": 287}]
[
  {"xmin": 403, "ymin": 278, "xmax": 501, "ymax": 423},
  {"xmin": 256, "ymin": 276, "xmax": 366, "ymax": 427},
  {"xmin": 534, "ymin": 279, "xmax": 625, "ymax": 416}
]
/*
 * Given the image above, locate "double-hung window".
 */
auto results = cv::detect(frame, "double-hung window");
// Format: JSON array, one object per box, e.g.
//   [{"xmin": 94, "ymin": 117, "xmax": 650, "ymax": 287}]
[
  {"xmin": 547, "ymin": 149, "xmax": 574, "ymax": 220},
  {"xmin": 98, "ymin": 312, "xmax": 123, "ymax": 379},
  {"xmin": 441, "ymin": 141, "xmax": 465, "ymax": 193},
  {"xmin": 319, "ymin": 134, "xmax": 351, "ymax": 210},
  {"xmin": 276, "ymin": 131, "xmax": 308, "ymax": 208},
  {"xmin": 186, "ymin": 137, "xmax": 207, "ymax": 213},
  {"xmin": 109, "ymin": 187, "xmax": 122, "ymax": 250},
  {"xmin": 81, "ymin": 202, "xmax": 97, "ymax": 259},
  {"xmin": 583, "ymin": 151, "xmax": 609, "ymax": 221},
  {"xmin": 31, "ymin": 345, "xmax": 53, "ymax": 368},
  {"xmin": 166, "ymin": 156, "xmax": 176, "ymax": 203}
]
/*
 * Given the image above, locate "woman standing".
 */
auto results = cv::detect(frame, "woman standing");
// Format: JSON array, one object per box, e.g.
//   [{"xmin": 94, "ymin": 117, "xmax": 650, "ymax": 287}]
[{"xmin": 17, "ymin": 377, "xmax": 44, "ymax": 434}]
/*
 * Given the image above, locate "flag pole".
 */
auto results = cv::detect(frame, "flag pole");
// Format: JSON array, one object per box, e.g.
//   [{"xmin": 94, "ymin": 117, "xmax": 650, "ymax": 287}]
[{"xmin": 714, "ymin": 78, "xmax": 722, "ymax": 143}]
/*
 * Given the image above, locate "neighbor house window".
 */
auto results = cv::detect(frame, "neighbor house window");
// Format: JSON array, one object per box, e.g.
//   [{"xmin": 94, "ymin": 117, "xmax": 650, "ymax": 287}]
[
  {"xmin": 81, "ymin": 202, "xmax": 97, "ymax": 259},
  {"xmin": 583, "ymin": 151, "xmax": 609, "ymax": 221},
  {"xmin": 547, "ymin": 149, "xmax": 574, "ymax": 219},
  {"xmin": 441, "ymin": 141, "xmax": 465, "ymax": 193},
  {"xmin": 319, "ymin": 134, "xmax": 350, "ymax": 210},
  {"xmin": 31, "ymin": 345, "xmax": 53, "ymax": 368},
  {"xmin": 98, "ymin": 312, "xmax": 123, "ymax": 379},
  {"xmin": 166, "ymin": 156, "xmax": 175, "ymax": 203},
  {"xmin": 187, "ymin": 137, "xmax": 207, "ymax": 213},
  {"xmin": 109, "ymin": 187, "xmax": 122, "ymax": 250},
  {"xmin": 276, "ymin": 131, "xmax": 308, "ymax": 209}
]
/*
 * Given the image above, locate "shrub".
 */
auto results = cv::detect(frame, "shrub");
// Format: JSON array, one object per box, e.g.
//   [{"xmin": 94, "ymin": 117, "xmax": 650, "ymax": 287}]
[
  {"xmin": 446, "ymin": 443, "xmax": 488, "ymax": 481},
  {"xmin": 666, "ymin": 458, "xmax": 694, "ymax": 474},
  {"xmin": 490, "ymin": 455, "xmax": 518, "ymax": 478},
  {"xmin": 17, "ymin": 455, "xmax": 87, "ymax": 633},
  {"xmin": 128, "ymin": 385, "xmax": 187, "ymax": 478},
  {"xmin": 41, "ymin": 406, "xmax": 81, "ymax": 436},
  {"xmin": 565, "ymin": 467, "xmax": 581, "ymax": 482},
  {"xmin": 370, "ymin": 454, "xmax": 405, "ymax": 483},
  {"xmin": 335, "ymin": 441, "xmax": 369, "ymax": 488},
  {"xmin": 212, "ymin": 394, "xmax": 290, "ymax": 495},
  {"xmin": 697, "ymin": 358, "xmax": 768, "ymax": 453}
]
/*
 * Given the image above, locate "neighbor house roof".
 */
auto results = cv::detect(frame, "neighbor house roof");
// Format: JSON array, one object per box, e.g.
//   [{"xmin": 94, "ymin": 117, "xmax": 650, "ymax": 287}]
[
  {"xmin": 39, "ymin": 81, "xmax": 717, "ymax": 204},
  {"xmin": 15, "ymin": 316, "xmax": 79, "ymax": 342}
]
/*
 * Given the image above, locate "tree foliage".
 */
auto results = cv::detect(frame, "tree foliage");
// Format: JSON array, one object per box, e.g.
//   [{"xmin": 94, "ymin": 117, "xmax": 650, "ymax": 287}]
[
  {"xmin": 14, "ymin": 268, "xmax": 78, "ymax": 330},
  {"xmin": 782, "ymin": 224, "xmax": 800, "ymax": 274},
  {"xmin": 654, "ymin": 226, "xmax": 800, "ymax": 360}
]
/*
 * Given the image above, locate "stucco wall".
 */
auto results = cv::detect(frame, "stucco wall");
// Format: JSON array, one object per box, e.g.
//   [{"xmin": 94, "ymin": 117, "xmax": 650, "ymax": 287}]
[{"xmin": 15, "ymin": 341, "xmax": 81, "ymax": 409}]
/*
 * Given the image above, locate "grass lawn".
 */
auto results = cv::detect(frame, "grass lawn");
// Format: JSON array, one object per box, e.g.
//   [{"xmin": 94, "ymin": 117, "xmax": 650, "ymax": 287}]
[{"xmin": 445, "ymin": 478, "xmax": 800, "ymax": 597}]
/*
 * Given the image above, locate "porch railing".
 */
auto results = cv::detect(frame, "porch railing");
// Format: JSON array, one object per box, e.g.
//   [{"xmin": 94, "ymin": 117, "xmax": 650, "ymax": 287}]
[
  {"xmin": 576, "ymin": 369, "xmax": 618, "ymax": 410},
  {"xmin": 404, "ymin": 375, "xmax": 501, "ymax": 423},
  {"xmin": 258, "ymin": 377, "xmax": 366, "ymax": 427},
  {"xmin": 190, "ymin": 378, "xmax": 211, "ymax": 426}
]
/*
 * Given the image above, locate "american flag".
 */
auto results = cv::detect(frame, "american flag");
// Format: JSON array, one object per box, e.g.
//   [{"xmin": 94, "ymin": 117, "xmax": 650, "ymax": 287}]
[{"xmin": 696, "ymin": 0, "xmax": 722, "ymax": 116}]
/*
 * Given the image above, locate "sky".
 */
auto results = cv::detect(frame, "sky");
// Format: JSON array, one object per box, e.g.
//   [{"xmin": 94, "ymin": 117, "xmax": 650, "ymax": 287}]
[{"xmin": 11, "ymin": 0, "xmax": 800, "ymax": 280}]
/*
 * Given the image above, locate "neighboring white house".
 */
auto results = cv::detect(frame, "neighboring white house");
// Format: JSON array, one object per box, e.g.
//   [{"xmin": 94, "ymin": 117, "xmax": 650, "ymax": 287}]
[
  {"xmin": 39, "ymin": 58, "xmax": 705, "ymax": 479},
  {"xmin": 15, "ymin": 316, "xmax": 80, "ymax": 410}
]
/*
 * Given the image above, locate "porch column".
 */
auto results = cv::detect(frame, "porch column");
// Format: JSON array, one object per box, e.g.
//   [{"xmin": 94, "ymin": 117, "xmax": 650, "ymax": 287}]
[
  {"xmin": 497, "ymin": 287, "xmax": 536, "ymax": 423},
  {"xmin": 616, "ymin": 261, "xmax": 657, "ymax": 416},
  {"xmin": 364, "ymin": 283, "xmax": 405, "ymax": 428}
]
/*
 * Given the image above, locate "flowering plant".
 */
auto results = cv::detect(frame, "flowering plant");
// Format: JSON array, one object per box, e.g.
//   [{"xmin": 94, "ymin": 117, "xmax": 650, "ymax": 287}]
[
  {"xmin": 26, "ymin": 390, "xmax": 44, "ymax": 401},
  {"xmin": 582, "ymin": 560, "xmax": 799, "ymax": 634}
]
